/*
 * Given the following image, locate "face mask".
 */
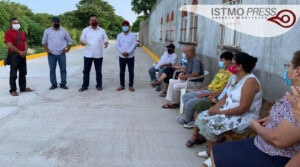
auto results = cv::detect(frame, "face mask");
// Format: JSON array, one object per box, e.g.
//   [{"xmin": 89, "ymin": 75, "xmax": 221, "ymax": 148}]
[
  {"xmin": 283, "ymin": 69, "xmax": 292, "ymax": 87},
  {"xmin": 12, "ymin": 24, "xmax": 20, "ymax": 30},
  {"xmin": 91, "ymin": 22, "xmax": 98, "ymax": 27},
  {"xmin": 122, "ymin": 26, "xmax": 129, "ymax": 32},
  {"xmin": 167, "ymin": 49, "xmax": 174, "ymax": 54},
  {"xmin": 219, "ymin": 61, "xmax": 225, "ymax": 69},
  {"xmin": 228, "ymin": 65, "xmax": 238, "ymax": 74},
  {"xmin": 54, "ymin": 23, "xmax": 60, "ymax": 29},
  {"xmin": 182, "ymin": 53, "xmax": 187, "ymax": 60}
]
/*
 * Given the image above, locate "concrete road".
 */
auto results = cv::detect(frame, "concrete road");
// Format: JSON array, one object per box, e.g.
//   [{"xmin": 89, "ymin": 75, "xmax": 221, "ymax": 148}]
[{"xmin": 0, "ymin": 42, "xmax": 205, "ymax": 167}]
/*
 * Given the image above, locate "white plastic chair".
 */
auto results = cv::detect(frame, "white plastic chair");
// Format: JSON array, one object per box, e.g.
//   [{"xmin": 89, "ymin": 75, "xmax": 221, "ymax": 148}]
[{"xmin": 179, "ymin": 71, "xmax": 209, "ymax": 114}]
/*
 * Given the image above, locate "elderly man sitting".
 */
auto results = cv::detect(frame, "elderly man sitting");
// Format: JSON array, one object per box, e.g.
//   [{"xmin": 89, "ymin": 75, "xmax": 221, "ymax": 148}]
[{"xmin": 162, "ymin": 45, "xmax": 204, "ymax": 109}]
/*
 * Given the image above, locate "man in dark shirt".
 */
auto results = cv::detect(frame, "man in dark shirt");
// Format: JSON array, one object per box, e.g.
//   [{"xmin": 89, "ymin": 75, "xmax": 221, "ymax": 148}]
[
  {"xmin": 5, "ymin": 18, "xmax": 32, "ymax": 96},
  {"xmin": 162, "ymin": 45, "xmax": 204, "ymax": 109}
]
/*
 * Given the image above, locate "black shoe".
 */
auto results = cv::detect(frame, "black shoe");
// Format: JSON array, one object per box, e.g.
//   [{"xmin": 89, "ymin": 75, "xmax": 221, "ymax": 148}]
[
  {"xmin": 60, "ymin": 85, "xmax": 69, "ymax": 89},
  {"xmin": 155, "ymin": 85, "xmax": 162, "ymax": 91},
  {"xmin": 49, "ymin": 85, "xmax": 58, "ymax": 90}
]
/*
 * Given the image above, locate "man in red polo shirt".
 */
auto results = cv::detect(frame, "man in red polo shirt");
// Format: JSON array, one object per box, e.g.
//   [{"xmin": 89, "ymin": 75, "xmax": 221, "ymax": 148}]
[{"xmin": 5, "ymin": 18, "xmax": 32, "ymax": 96}]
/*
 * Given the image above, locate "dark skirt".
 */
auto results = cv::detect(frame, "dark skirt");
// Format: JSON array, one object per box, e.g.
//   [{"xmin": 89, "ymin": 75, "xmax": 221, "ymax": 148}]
[{"xmin": 212, "ymin": 137, "xmax": 290, "ymax": 167}]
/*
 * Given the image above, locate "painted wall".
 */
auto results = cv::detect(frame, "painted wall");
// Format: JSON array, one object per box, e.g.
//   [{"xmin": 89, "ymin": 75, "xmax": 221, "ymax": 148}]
[{"xmin": 140, "ymin": 0, "xmax": 300, "ymax": 101}]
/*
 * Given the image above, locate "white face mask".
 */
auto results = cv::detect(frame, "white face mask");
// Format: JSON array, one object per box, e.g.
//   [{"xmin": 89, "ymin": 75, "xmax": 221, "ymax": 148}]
[{"xmin": 12, "ymin": 24, "xmax": 20, "ymax": 30}]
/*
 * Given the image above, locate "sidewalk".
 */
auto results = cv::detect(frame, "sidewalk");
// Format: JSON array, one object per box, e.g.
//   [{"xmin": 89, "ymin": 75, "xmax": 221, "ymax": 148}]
[{"xmin": 0, "ymin": 42, "xmax": 205, "ymax": 167}]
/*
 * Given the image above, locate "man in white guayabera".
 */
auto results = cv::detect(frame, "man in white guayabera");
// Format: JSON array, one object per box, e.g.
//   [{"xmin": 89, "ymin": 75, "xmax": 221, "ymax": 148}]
[
  {"xmin": 79, "ymin": 14, "xmax": 109, "ymax": 92},
  {"xmin": 116, "ymin": 20, "xmax": 137, "ymax": 92}
]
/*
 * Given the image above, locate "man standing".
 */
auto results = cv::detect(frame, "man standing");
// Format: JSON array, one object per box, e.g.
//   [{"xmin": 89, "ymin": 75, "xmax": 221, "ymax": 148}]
[
  {"xmin": 5, "ymin": 18, "xmax": 33, "ymax": 96},
  {"xmin": 116, "ymin": 21, "xmax": 137, "ymax": 92},
  {"xmin": 42, "ymin": 17, "xmax": 73, "ymax": 90},
  {"xmin": 79, "ymin": 14, "xmax": 109, "ymax": 92}
]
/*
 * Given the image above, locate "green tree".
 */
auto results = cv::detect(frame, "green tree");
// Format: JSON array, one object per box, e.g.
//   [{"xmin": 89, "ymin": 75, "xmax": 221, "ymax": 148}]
[
  {"xmin": 32, "ymin": 13, "xmax": 54, "ymax": 28},
  {"xmin": 132, "ymin": 15, "xmax": 148, "ymax": 32},
  {"xmin": 0, "ymin": 0, "xmax": 125, "ymax": 60},
  {"xmin": 131, "ymin": 0, "xmax": 157, "ymax": 16}
]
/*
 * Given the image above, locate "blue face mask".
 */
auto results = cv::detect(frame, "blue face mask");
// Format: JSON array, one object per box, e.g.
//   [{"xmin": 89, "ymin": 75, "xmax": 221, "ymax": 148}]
[
  {"xmin": 219, "ymin": 61, "xmax": 225, "ymax": 69},
  {"xmin": 182, "ymin": 53, "xmax": 187, "ymax": 60},
  {"xmin": 122, "ymin": 26, "xmax": 129, "ymax": 32},
  {"xmin": 283, "ymin": 69, "xmax": 292, "ymax": 87}
]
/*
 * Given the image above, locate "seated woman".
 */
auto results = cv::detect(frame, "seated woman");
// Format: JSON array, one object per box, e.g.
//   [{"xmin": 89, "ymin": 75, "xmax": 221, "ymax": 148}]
[
  {"xmin": 280, "ymin": 86, "xmax": 300, "ymax": 167},
  {"xmin": 210, "ymin": 51, "xmax": 300, "ymax": 167},
  {"xmin": 186, "ymin": 52, "xmax": 263, "ymax": 166},
  {"xmin": 184, "ymin": 75, "xmax": 234, "ymax": 129},
  {"xmin": 155, "ymin": 53, "xmax": 187, "ymax": 97}
]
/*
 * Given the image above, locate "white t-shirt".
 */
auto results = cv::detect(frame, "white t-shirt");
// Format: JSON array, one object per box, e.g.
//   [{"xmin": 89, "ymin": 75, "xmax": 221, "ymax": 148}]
[{"xmin": 155, "ymin": 52, "xmax": 177, "ymax": 69}]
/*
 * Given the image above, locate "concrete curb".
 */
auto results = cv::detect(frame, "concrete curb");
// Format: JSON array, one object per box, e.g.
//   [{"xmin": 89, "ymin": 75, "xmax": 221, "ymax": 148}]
[
  {"xmin": 0, "ymin": 45, "xmax": 84, "ymax": 67},
  {"xmin": 141, "ymin": 45, "xmax": 160, "ymax": 62}
]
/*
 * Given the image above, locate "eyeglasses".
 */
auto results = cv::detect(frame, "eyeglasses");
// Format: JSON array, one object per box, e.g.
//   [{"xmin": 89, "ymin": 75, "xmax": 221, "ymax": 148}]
[{"xmin": 284, "ymin": 64, "xmax": 290, "ymax": 69}]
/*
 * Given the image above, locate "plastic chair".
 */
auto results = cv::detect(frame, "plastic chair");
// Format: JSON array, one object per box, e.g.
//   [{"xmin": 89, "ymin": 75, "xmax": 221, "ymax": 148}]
[{"xmin": 179, "ymin": 71, "xmax": 209, "ymax": 114}]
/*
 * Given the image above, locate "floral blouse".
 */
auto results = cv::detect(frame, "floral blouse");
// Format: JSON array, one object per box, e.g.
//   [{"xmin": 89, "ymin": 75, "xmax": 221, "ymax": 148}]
[{"xmin": 254, "ymin": 96, "xmax": 300, "ymax": 158}]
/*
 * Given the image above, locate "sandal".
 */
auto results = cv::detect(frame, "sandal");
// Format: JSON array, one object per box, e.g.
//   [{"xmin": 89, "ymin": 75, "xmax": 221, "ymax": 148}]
[
  {"xmin": 186, "ymin": 135, "xmax": 206, "ymax": 147},
  {"xmin": 117, "ymin": 86, "xmax": 125, "ymax": 91},
  {"xmin": 159, "ymin": 91, "xmax": 167, "ymax": 97},
  {"xmin": 21, "ymin": 88, "xmax": 33, "ymax": 92},
  {"xmin": 155, "ymin": 80, "xmax": 161, "ymax": 86},
  {"xmin": 162, "ymin": 104, "xmax": 179, "ymax": 109},
  {"xmin": 129, "ymin": 87, "xmax": 135, "ymax": 92},
  {"xmin": 10, "ymin": 91, "xmax": 19, "ymax": 96},
  {"xmin": 78, "ymin": 88, "xmax": 88, "ymax": 92}
]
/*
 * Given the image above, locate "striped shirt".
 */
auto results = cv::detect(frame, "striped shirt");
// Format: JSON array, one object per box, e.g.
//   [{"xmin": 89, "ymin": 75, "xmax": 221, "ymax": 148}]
[{"xmin": 42, "ymin": 27, "xmax": 73, "ymax": 55}]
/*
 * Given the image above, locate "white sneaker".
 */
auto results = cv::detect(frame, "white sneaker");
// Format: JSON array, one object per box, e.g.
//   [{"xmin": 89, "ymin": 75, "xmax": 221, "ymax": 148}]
[
  {"xmin": 202, "ymin": 158, "xmax": 212, "ymax": 167},
  {"xmin": 196, "ymin": 151, "xmax": 209, "ymax": 158}
]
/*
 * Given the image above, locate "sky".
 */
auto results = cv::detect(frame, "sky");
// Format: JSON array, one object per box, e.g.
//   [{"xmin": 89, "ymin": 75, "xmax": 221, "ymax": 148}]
[{"xmin": 11, "ymin": 0, "xmax": 138, "ymax": 24}]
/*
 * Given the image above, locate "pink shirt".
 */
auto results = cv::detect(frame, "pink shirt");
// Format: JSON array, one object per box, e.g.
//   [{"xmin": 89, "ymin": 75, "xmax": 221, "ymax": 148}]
[{"xmin": 254, "ymin": 96, "xmax": 300, "ymax": 158}]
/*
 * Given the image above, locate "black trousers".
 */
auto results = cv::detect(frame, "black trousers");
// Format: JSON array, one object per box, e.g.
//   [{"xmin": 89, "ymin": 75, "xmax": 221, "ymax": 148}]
[
  {"xmin": 119, "ymin": 57, "xmax": 135, "ymax": 87},
  {"xmin": 10, "ymin": 54, "xmax": 27, "ymax": 92},
  {"xmin": 82, "ymin": 57, "xmax": 103, "ymax": 90}
]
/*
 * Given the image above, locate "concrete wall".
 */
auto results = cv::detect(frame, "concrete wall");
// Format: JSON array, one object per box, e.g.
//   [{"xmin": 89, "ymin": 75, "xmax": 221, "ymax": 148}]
[{"xmin": 140, "ymin": 0, "xmax": 300, "ymax": 102}]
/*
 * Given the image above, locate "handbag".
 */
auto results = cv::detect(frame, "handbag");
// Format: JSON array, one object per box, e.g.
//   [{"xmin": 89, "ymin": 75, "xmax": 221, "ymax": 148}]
[{"xmin": 4, "ymin": 32, "xmax": 21, "ymax": 66}]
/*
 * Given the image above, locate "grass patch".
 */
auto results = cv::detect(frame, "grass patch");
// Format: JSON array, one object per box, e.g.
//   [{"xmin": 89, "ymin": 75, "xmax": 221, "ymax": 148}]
[
  {"xmin": 0, "ymin": 45, "xmax": 7, "ymax": 61},
  {"xmin": 0, "ymin": 45, "xmax": 46, "ymax": 61}
]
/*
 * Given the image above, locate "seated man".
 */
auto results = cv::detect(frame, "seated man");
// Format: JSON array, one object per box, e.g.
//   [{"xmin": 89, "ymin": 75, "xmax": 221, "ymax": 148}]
[
  {"xmin": 148, "ymin": 43, "xmax": 177, "ymax": 89},
  {"xmin": 155, "ymin": 53, "xmax": 188, "ymax": 97},
  {"xmin": 177, "ymin": 52, "xmax": 234, "ymax": 127},
  {"xmin": 162, "ymin": 45, "xmax": 204, "ymax": 109}
]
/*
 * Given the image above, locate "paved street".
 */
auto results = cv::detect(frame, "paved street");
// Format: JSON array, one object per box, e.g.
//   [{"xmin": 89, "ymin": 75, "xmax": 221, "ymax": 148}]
[{"xmin": 0, "ymin": 41, "xmax": 205, "ymax": 167}]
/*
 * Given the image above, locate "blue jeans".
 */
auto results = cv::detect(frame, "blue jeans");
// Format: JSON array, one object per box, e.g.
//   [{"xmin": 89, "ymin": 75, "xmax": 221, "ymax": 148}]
[
  {"xmin": 119, "ymin": 57, "xmax": 135, "ymax": 87},
  {"xmin": 148, "ymin": 66, "xmax": 166, "ymax": 82},
  {"xmin": 182, "ymin": 90, "xmax": 212, "ymax": 122},
  {"xmin": 48, "ymin": 53, "xmax": 67, "ymax": 86},
  {"xmin": 82, "ymin": 57, "xmax": 103, "ymax": 90}
]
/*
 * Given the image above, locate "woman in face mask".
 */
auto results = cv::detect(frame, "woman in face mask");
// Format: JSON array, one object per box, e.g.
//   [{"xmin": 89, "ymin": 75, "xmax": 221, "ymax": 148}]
[
  {"xmin": 209, "ymin": 51, "xmax": 300, "ymax": 167},
  {"xmin": 192, "ymin": 52, "xmax": 262, "ymax": 167}
]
